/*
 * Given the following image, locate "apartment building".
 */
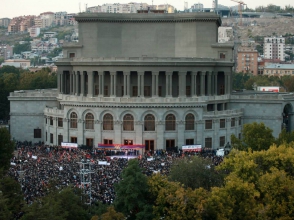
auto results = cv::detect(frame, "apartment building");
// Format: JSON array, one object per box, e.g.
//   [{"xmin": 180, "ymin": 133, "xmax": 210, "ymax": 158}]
[
  {"xmin": 0, "ymin": 45, "xmax": 13, "ymax": 59},
  {"xmin": 8, "ymin": 16, "xmax": 35, "ymax": 33},
  {"xmin": 0, "ymin": 18, "xmax": 11, "ymax": 27},
  {"xmin": 28, "ymin": 26, "xmax": 40, "ymax": 38},
  {"xmin": 35, "ymin": 12, "xmax": 54, "ymax": 28},
  {"xmin": 236, "ymin": 47, "xmax": 258, "ymax": 75},
  {"xmin": 53, "ymin": 12, "xmax": 68, "ymax": 26},
  {"xmin": 264, "ymin": 37, "xmax": 285, "ymax": 61},
  {"xmin": 156, "ymin": 4, "xmax": 175, "ymax": 13}
]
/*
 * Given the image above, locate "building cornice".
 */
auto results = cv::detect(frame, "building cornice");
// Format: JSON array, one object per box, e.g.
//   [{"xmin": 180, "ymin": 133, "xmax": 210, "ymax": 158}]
[{"xmin": 75, "ymin": 12, "xmax": 222, "ymax": 26}]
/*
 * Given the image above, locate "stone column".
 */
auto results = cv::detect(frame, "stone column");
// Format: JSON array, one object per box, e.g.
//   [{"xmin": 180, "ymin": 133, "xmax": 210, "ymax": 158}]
[
  {"xmin": 98, "ymin": 72, "xmax": 104, "ymax": 97},
  {"xmin": 123, "ymin": 72, "xmax": 127, "ymax": 97},
  {"xmin": 127, "ymin": 72, "xmax": 131, "ymax": 97},
  {"xmin": 72, "ymin": 71, "xmax": 76, "ymax": 95},
  {"xmin": 135, "ymin": 121, "xmax": 143, "ymax": 145},
  {"xmin": 114, "ymin": 121, "xmax": 122, "ymax": 144},
  {"xmin": 80, "ymin": 71, "xmax": 85, "ymax": 96},
  {"xmin": 200, "ymin": 72, "xmax": 205, "ymax": 96},
  {"xmin": 70, "ymin": 72, "xmax": 73, "ymax": 95},
  {"xmin": 140, "ymin": 72, "xmax": 144, "ymax": 97},
  {"xmin": 60, "ymin": 71, "xmax": 64, "ymax": 94},
  {"xmin": 151, "ymin": 72, "xmax": 156, "ymax": 97},
  {"xmin": 75, "ymin": 71, "xmax": 79, "ymax": 96},
  {"xmin": 214, "ymin": 72, "xmax": 218, "ymax": 95},
  {"xmin": 191, "ymin": 72, "xmax": 197, "ymax": 97},
  {"xmin": 88, "ymin": 71, "xmax": 94, "ymax": 97},
  {"xmin": 177, "ymin": 121, "xmax": 185, "ymax": 148},
  {"xmin": 207, "ymin": 71, "xmax": 212, "ymax": 96},
  {"xmin": 196, "ymin": 121, "xmax": 203, "ymax": 147},
  {"xmin": 137, "ymin": 72, "xmax": 144, "ymax": 97},
  {"xmin": 179, "ymin": 71, "xmax": 186, "ymax": 97},
  {"xmin": 155, "ymin": 72, "xmax": 159, "ymax": 97},
  {"xmin": 225, "ymin": 72, "xmax": 231, "ymax": 95},
  {"xmin": 57, "ymin": 72, "xmax": 61, "ymax": 93},
  {"xmin": 110, "ymin": 71, "xmax": 116, "ymax": 97},
  {"xmin": 165, "ymin": 72, "xmax": 172, "ymax": 97},
  {"xmin": 156, "ymin": 121, "xmax": 164, "ymax": 150}
]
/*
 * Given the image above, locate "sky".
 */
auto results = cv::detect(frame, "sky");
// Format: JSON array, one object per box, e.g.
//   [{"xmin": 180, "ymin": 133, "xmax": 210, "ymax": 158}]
[{"xmin": 0, "ymin": 0, "xmax": 293, "ymax": 18}]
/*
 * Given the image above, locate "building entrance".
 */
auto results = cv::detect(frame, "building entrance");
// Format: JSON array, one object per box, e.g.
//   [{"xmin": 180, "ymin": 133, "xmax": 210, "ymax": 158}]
[{"xmin": 145, "ymin": 140, "xmax": 154, "ymax": 151}]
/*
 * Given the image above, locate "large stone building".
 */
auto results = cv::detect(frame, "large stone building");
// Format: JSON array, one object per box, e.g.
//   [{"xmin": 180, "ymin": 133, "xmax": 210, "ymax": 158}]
[{"xmin": 9, "ymin": 13, "xmax": 294, "ymax": 151}]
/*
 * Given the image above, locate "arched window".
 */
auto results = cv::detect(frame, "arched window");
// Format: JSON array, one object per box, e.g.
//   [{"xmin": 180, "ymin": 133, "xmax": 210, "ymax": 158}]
[
  {"xmin": 85, "ymin": 113, "xmax": 94, "ymax": 129},
  {"xmin": 123, "ymin": 114, "xmax": 134, "ymax": 131},
  {"xmin": 70, "ymin": 112, "xmax": 78, "ymax": 128},
  {"xmin": 165, "ymin": 114, "xmax": 176, "ymax": 131},
  {"xmin": 185, "ymin": 114, "xmax": 195, "ymax": 130},
  {"xmin": 103, "ymin": 114, "xmax": 113, "ymax": 130},
  {"xmin": 144, "ymin": 114, "xmax": 155, "ymax": 131}
]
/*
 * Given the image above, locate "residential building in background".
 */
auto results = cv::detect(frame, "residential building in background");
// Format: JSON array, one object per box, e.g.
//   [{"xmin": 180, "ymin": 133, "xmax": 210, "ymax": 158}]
[
  {"xmin": 28, "ymin": 26, "xmax": 40, "ymax": 38},
  {"xmin": 264, "ymin": 64, "xmax": 294, "ymax": 76},
  {"xmin": 8, "ymin": 16, "xmax": 35, "ymax": 33},
  {"xmin": 236, "ymin": 47, "xmax": 258, "ymax": 75},
  {"xmin": 0, "ymin": 18, "xmax": 11, "ymax": 27},
  {"xmin": 218, "ymin": 27, "xmax": 233, "ymax": 43},
  {"xmin": 2, "ymin": 59, "xmax": 30, "ymax": 69},
  {"xmin": 35, "ymin": 12, "xmax": 54, "ymax": 28},
  {"xmin": 0, "ymin": 45, "xmax": 13, "ymax": 59},
  {"xmin": 264, "ymin": 36, "xmax": 285, "ymax": 61}
]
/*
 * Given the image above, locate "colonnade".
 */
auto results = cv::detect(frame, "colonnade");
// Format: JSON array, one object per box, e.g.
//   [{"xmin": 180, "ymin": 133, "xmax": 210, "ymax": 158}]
[{"xmin": 58, "ymin": 70, "xmax": 231, "ymax": 97}]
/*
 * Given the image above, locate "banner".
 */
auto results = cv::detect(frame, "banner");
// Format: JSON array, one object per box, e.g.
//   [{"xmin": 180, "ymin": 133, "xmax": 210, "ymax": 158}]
[
  {"xmin": 61, "ymin": 142, "xmax": 78, "ymax": 148},
  {"xmin": 32, "ymin": 155, "xmax": 37, "ymax": 159},
  {"xmin": 147, "ymin": 158, "xmax": 154, "ymax": 161},
  {"xmin": 98, "ymin": 161, "xmax": 108, "ymax": 165},
  {"xmin": 97, "ymin": 143, "xmax": 145, "ymax": 149},
  {"xmin": 182, "ymin": 145, "xmax": 202, "ymax": 152}
]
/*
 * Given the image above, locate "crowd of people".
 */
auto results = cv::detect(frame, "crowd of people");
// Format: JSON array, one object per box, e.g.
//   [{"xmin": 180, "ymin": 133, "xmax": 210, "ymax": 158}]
[{"xmin": 8, "ymin": 143, "xmax": 224, "ymax": 205}]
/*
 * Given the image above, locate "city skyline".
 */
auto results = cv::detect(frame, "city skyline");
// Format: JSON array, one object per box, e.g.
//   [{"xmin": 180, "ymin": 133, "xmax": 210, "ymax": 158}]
[{"xmin": 1, "ymin": 0, "xmax": 293, "ymax": 18}]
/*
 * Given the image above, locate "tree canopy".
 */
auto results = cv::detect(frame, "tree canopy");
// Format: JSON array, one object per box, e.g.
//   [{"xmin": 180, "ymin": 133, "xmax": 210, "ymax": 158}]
[
  {"xmin": 168, "ymin": 156, "xmax": 224, "ymax": 190},
  {"xmin": 0, "ymin": 127, "xmax": 15, "ymax": 172},
  {"xmin": 114, "ymin": 159, "xmax": 153, "ymax": 220},
  {"xmin": 231, "ymin": 122, "xmax": 275, "ymax": 151}
]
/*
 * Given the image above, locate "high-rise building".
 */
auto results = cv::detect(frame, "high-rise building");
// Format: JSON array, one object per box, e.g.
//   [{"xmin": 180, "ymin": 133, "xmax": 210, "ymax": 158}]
[{"xmin": 264, "ymin": 37, "xmax": 285, "ymax": 61}]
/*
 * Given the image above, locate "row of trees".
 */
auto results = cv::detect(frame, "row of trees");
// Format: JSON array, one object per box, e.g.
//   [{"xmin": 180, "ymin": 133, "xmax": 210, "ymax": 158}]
[
  {"xmin": 0, "ymin": 66, "xmax": 57, "ymax": 120},
  {"xmin": 233, "ymin": 72, "xmax": 294, "ymax": 92}
]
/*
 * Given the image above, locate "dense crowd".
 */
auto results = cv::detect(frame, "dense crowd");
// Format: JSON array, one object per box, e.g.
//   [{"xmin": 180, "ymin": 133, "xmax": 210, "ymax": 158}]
[{"xmin": 8, "ymin": 143, "xmax": 223, "ymax": 205}]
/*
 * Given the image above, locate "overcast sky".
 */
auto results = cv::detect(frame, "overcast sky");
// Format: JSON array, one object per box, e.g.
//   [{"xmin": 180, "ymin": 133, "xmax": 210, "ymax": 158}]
[{"xmin": 1, "ymin": 0, "xmax": 293, "ymax": 18}]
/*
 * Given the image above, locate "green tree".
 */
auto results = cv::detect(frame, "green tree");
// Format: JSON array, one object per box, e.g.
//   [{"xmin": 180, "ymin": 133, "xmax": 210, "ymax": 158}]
[
  {"xmin": 0, "ymin": 65, "xmax": 20, "ymax": 76},
  {"xmin": 114, "ymin": 159, "xmax": 153, "ymax": 220},
  {"xmin": 232, "ymin": 72, "xmax": 250, "ymax": 90},
  {"xmin": 100, "ymin": 206, "xmax": 125, "ymax": 220},
  {"xmin": 168, "ymin": 156, "xmax": 224, "ymax": 190},
  {"xmin": 13, "ymin": 42, "xmax": 31, "ymax": 54},
  {"xmin": 22, "ymin": 187, "xmax": 89, "ymax": 220},
  {"xmin": 0, "ymin": 176, "xmax": 24, "ymax": 219},
  {"xmin": 231, "ymin": 122, "xmax": 275, "ymax": 151},
  {"xmin": 276, "ymin": 128, "xmax": 294, "ymax": 146},
  {"xmin": 0, "ymin": 191, "xmax": 12, "ymax": 220},
  {"xmin": 0, "ymin": 128, "xmax": 15, "ymax": 172}
]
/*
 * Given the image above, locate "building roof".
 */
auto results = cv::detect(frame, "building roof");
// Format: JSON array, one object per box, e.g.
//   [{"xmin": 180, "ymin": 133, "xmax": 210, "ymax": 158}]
[{"xmin": 265, "ymin": 64, "xmax": 294, "ymax": 69}]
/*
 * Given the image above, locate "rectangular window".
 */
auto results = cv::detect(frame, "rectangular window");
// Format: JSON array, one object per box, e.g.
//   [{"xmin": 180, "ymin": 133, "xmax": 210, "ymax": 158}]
[
  {"xmin": 205, "ymin": 137, "xmax": 212, "ymax": 148},
  {"xmin": 158, "ymin": 86, "xmax": 162, "ymax": 97},
  {"xmin": 186, "ymin": 139, "xmax": 194, "ymax": 145},
  {"xmin": 58, "ymin": 135, "xmax": 63, "ymax": 146},
  {"xmin": 186, "ymin": 86, "xmax": 191, "ymax": 96},
  {"xmin": 50, "ymin": 133, "xmax": 53, "ymax": 144},
  {"xmin": 220, "ymin": 52, "xmax": 226, "ymax": 59},
  {"xmin": 34, "ymin": 129, "xmax": 41, "ymax": 138},
  {"xmin": 219, "ymin": 136, "xmax": 225, "ymax": 147},
  {"xmin": 69, "ymin": 53, "xmax": 75, "ymax": 58},
  {"xmin": 220, "ymin": 119, "xmax": 226, "ymax": 128},
  {"xmin": 58, "ymin": 118, "xmax": 63, "ymax": 127},
  {"xmin": 50, "ymin": 117, "xmax": 53, "ymax": 126},
  {"xmin": 133, "ymin": 86, "xmax": 138, "ymax": 97},
  {"xmin": 144, "ymin": 86, "xmax": 151, "ymax": 97},
  {"xmin": 121, "ymin": 86, "xmax": 124, "ymax": 96},
  {"xmin": 86, "ymin": 138, "xmax": 94, "ymax": 147},
  {"xmin": 104, "ymin": 86, "xmax": 108, "ymax": 96},
  {"xmin": 71, "ymin": 137, "xmax": 77, "ymax": 143},
  {"xmin": 45, "ymin": 118, "xmax": 47, "ymax": 124},
  {"xmin": 205, "ymin": 120, "xmax": 213, "ymax": 129},
  {"xmin": 104, "ymin": 139, "xmax": 113, "ymax": 144},
  {"xmin": 95, "ymin": 85, "xmax": 99, "ymax": 95},
  {"xmin": 231, "ymin": 118, "xmax": 235, "ymax": 127}
]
